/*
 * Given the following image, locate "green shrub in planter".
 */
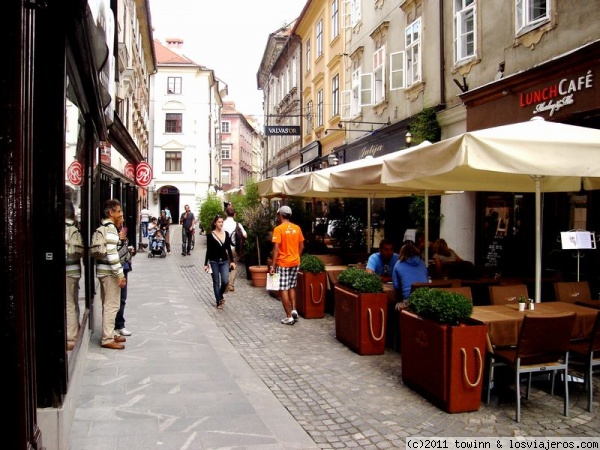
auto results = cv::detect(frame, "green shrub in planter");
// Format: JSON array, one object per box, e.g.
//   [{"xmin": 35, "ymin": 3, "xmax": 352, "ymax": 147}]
[
  {"xmin": 407, "ymin": 288, "xmax": 472, "ymax": 325},
  {"xmin": 300, "ymin": 254, "xmax": 326, "ymax": 274},
  {"xmin": 337, "ymin": 267, "xmax": 383, "ymax": 293}
]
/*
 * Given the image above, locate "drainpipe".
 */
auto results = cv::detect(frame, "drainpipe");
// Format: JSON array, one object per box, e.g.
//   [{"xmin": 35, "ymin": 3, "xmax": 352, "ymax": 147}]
[{"xmin": 439, "ymin": 0, "xmax": 446, "ymax": 107}]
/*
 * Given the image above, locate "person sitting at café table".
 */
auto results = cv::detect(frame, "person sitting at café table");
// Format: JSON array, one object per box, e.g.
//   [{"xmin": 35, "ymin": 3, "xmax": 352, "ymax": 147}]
[
  {"xmin": 366, "ymin": 239, "xmax": 399, "ymax": 283},
  {"xmin": 392, "ymin": 241, "xmax": 429, "ymax": 301},
  {"xmin": 432, "ymin": 238, "xmax": 463, "ymax": 275}
]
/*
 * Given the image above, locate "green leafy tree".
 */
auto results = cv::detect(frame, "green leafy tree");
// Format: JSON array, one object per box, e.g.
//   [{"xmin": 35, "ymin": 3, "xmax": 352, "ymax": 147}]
[{"xmin": 198, "ymin": 193, "xmax": 225, "ymax": 233}]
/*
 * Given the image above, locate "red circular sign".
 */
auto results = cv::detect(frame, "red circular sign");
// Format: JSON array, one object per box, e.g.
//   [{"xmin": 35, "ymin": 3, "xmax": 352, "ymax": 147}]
[
  {"xmin": 135, "ymin": 161, "xmax": 153, "ymax": 187},
  {"xmin": 67, "ymin": 160, "xmax": 83, "ymax": 186},
  {"xmin": 124, "ymin": 163, "xmax": 135, "ymax": 179}
]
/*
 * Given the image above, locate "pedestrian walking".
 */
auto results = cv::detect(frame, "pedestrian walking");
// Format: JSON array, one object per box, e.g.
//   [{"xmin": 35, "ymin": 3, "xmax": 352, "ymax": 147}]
[
  {"xmin": 204, "ymin": 214, "xmax": 235, "ymax": 309},
  {"xmin": 270, "ymin": 205, "xmax": 304, "ymax": 325},
  {"xmin": 157, "ymin": 210, "xmax": 171, "ymax": 254},
  {"xmin": 222, "ymin": 206, "xmax": 247, "ymax": 292},
  {"xmin": 65, "ymin": 202, "xmax": 82, "ymax": 351},
  {"xmin": 114, "ymin": 225, "xmax": 133, "ymax": 337},
  {"xmin": 140, "ymin": 206, "xmax": 150, "ymax": 238},
  {"xmin": 96, "ymin": 199, "xmax": 127, "ymax": 349},
  {"xmin": 180, "ymin": 204, "xmax": 195, "ymax": 256}
]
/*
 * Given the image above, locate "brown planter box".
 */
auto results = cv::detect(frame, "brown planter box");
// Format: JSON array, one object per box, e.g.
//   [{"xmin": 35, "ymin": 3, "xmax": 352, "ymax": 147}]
[
  {"xmin": 296, "ymin": 271, "xmax": 327, "ymax": 319},
  {"xmin": 334, "ymin": 285, "xmax": 388, "ymax": 355},
  {"xmin": 400, "ymin": 310, "xmax": 487, "ymax": 413}
]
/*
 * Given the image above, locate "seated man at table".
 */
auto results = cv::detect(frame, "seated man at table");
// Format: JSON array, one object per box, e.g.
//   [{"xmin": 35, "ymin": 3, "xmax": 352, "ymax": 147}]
[
  {"xmin": 392, "ymin": 241, "xmax": 429, "ymax": 300},
  {"xmin": 366, "ymin": 239, "xmax": 399, "ymax": 283}
]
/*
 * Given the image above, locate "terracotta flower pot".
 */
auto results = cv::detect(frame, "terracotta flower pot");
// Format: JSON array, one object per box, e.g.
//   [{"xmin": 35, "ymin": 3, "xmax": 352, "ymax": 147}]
[{"xmin": 249, "ymin": 265, "xmax": 269, "ymax": 287}]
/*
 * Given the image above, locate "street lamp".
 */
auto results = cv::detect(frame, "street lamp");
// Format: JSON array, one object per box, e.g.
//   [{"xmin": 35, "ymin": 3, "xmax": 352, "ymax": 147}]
[
  {"xmin": 405, "ymin": 131, "xmax": 412, "ymax": 147},
  {"xmin": 327, "ymin": 152, "xmax": 339, "ymax": 166}
]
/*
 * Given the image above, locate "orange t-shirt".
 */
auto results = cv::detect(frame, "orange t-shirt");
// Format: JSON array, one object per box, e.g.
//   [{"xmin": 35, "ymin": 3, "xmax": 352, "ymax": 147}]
[{"xmin": 272, "ymin": 222, "xmax": 304, "ymax": 267}]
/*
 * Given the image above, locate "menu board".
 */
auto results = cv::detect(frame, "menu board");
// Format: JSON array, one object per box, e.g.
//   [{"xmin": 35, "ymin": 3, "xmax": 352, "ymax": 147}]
[
  {"xmin": 560, "ymin": 231, "xmax": 596, "ymax": 250},
  {"xmin": 484, "ymin": 235, "xmax": 505, "ymax": 272}
]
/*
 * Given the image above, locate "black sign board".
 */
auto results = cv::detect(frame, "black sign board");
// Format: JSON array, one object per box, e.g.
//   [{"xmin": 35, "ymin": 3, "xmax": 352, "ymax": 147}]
[
  {"xmin": 265, "ymin": 126, "xmax": 301, "ymax": 136},
  {"xmin": 484, "ymin": 235, "xmax": 505, "ymax": 274}
]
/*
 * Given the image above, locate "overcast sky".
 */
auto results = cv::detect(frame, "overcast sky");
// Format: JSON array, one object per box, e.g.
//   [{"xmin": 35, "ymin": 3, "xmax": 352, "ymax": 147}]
[{"xmin": 149, "ymin": 0, "xmax": 307, "ymax": 122}]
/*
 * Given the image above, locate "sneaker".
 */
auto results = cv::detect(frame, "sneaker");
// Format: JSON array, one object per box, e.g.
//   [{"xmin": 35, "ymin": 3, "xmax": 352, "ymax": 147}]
[
  {"xmin": 116, "ymin": 328, "xmax": 132, "ymax": 336},
  {"xmin": 281, "ymin": 317, "xmax": 295, "ymax": 325},
  {"xmin": 291, "ymin": 310, "xmax": 299, "ymax": 320}
]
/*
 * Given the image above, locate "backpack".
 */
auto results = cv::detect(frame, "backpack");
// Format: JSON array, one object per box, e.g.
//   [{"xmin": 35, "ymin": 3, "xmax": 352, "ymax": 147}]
[
  {"xmin": 234, "ymin": 222, "xmax": 245, "ymax": 255},
  {"xmin": 89, "ymin": 224, "xmax": 108, "ymax": 260},
  {"xmin": 65, "ymin": 223, "xmax": 84, "ymax": 259}
]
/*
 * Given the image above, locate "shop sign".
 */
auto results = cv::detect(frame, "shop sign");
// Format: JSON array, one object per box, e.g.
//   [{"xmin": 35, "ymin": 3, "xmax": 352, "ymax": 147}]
[
  {"xmin": 265, "ymin": 126, "xmax": 301, "ymax": 136},
  {"xmin": 100, "ymin": 141, "xmax": 111, "ymax": 164},
  {"xmin": 124, "ymin": 163, "xmax": 135, "ymax": 179},
  {"xmin": 520, "ymin": 69, "xmax": 594, "ymax": 117},
  {"xmin": 135, "ymin": 161, "xmax": 152, "ymax": 187},
  {"xmin": 67, "ymin": 160, "xmax": 83, "ymax": 186}
]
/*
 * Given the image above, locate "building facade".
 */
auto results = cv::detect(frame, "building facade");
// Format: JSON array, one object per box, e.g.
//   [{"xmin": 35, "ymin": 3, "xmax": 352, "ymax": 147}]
[
  {"xmin": 150, "ymin": 39, "xmax": 226, "ymax": 219},
  {"xmin": 220, "ymin": 102, "xmax": 256, "ymax": 191}
]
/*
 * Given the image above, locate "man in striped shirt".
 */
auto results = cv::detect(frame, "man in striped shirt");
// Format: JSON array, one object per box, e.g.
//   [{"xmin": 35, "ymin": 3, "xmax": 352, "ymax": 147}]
[{"xmin": 96, "ymin": 199, "xmax": 127, "ymax": 349}]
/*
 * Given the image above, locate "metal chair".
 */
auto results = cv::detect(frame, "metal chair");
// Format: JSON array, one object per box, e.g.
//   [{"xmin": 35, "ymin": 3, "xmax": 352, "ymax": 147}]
[
  {"xmin": 435, "ymin": 286, "xmax": 473, "ymax": 302},
  {"xmin": 487, "ymin": 313, "xmax": 576, "ymax": 422},
  {"xmin": 568, "ymin": 311, "xmax": 600, "ymax": 411},
  {"xmin": 488, "ymin": 284, "xmax": 528, "ymax": 305},
  {"xmin": 554, "ymin": 281, "xmax": 592, "ymax": 304}
]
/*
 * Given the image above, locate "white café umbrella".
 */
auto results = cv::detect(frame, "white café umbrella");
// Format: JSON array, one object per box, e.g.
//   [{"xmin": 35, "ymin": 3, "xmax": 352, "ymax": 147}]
[{"xmin": 381, "ymin": 117, "xmax": 600, "ymax": 302}]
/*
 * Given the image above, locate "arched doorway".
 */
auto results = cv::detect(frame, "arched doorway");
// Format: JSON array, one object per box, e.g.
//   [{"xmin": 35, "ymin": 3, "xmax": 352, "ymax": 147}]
[{"xmin": 158, "ymin": 185, "xmax": 181, "ymax": 220}]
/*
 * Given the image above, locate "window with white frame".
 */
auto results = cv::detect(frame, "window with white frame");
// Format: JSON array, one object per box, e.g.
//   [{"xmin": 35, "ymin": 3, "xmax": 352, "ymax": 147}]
[
  {"xmin": 317, "ymin": 89, "xmax": 324, "ymax": 127},
  {"xmin": 221, "ymin": 121, "xmax": 230, "ymax": 133},
  {"xmin": 341, "ymin": 68, "xmax": 362, "ymax": 119},
  {"xmin": 360, "ymin": 72, "xmax": 373, "ymax": 107},
  {"xmin": 316, "ymin": 20, "xmax": 323, "ymax": 57},
  {"xmin": 351, "ymin": 0, "xmax": 361, "ymax": 26},
  {"xmin": 305, "ymin": 101, "xmax": 313, "ymax": 133},
  {"xmin": 306, "ymin": 39, "xmax": 311, "ymax": 72},
  {"xmin": 165, "ymin": 113, "xmax": 182, "ymax": 133},
  {"xmin": 405, "ymin": 18, "xmax": 422, "ymax": 86},
  {"xmin": 221, "ymin": 144, "xmax": 232, "ymax": 160},
  {"xmin": 373, "ymin": 46, "xmax": 386, "ymax": 104},
  {"xmin": 167, "ymin": 77, "xmax": 182, "ymax": 94},
  {"xmin": 331, "ymin": 74, "xmax": 339, "ymax": 117},
  {"xmin": 390, "ymin": 51, "xmax": 405, "ymax": 90},
  {"xmin": 221, "ymin": 168, "xmax": 231, "ymax": 185},
  {"xmin": 331, "ymin": 0, "xmax": 339, "ymax": 40},
  {"xmin": 516, "ymin": 0, "xmax": 550, "ymax": 34},
  {"xmin": 165, "ymin": 151, "xmax": 182, "ymax": 172},
  {"xmin": 454, "ymin": 0, "xmax": 476, "ymax": 63},
  {"xmin": 292, "ymin": 58, "xmax": 297, "ymax": 88}
]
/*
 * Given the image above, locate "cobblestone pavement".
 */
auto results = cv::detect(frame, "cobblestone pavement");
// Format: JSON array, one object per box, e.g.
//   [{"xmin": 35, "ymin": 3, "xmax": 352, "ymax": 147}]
[{"xmin": 175, "ymin": 228, "xmax": 599, "ymax": 448}]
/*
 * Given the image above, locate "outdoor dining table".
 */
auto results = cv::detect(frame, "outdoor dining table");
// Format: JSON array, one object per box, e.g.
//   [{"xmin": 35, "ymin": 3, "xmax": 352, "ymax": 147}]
[{"xmin": 471, "ymin": 302, "xmax": 599, "ymax": 348}]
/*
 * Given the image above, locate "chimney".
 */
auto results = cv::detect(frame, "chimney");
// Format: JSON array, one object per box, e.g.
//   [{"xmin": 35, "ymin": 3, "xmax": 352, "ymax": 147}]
[{"xmin": 165, "ymin": 38, "xmax": 184, "ymax": 50}]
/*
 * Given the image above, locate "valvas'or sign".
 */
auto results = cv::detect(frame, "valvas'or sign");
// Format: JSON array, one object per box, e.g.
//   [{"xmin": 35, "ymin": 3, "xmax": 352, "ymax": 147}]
[{"xmin": 265, "ymin": 126, "xmax": 301, "ymax": 136}]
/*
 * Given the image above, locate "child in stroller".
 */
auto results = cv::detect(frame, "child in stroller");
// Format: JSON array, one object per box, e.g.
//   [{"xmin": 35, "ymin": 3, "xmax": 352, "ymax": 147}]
[{"xmin": 148, "ymin": 229, "xmax": 167, "ymax": 258}]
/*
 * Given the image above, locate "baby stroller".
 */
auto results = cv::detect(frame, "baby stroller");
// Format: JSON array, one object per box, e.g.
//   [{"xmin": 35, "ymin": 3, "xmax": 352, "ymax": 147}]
[{"xmin": 148, "ymin": 230, "xmax": 167, "ymax": 258}]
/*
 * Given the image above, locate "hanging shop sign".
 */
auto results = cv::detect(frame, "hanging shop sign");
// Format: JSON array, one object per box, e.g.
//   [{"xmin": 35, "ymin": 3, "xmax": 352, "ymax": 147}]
[
  {"xmin": 124, "ymin": 163, "xmax": 135, "ymax": 180},
  {"xmin": 100, "ymin": 141, "xmax": 111, "ymax": 164},
  {"xmin": 265, "ymin": 125, "xmax": 301, "ymax": 136},
  {"xmin": 135, "ymin": 161, "xmax": 152, "ymax": 187},
  {"xmin": 67, "ymin": 160, "xmax": 83, "ymax": 186}
]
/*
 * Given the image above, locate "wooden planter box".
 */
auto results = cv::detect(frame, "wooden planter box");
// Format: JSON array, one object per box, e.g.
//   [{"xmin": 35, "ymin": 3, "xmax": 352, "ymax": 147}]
[
  {"xmin": 334, "ymin": 285, "xmax": 388, "ymax": 355},
  {"xmin": 400, "ymin": 310, "xmax": 487, "ymax": 413},
  {"xmin": 296, "ymin": 271, "xmax": 327, "ymax": 319}
]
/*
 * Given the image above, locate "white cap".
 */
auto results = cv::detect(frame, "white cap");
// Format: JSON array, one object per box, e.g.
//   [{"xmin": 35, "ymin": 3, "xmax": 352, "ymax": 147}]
[{"xmin": 277, "ymin": 205, "xmax": 292, "ymax": 215}]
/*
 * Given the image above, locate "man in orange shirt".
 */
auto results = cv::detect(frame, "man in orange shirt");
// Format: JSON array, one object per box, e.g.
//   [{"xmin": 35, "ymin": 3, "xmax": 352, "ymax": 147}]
[{"xmin": 270, "ymin": 205, "xmax": 304, "ymax": 325}]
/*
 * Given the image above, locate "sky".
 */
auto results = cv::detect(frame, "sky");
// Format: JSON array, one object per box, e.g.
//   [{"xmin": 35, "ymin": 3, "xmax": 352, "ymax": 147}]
[{"xmin": 149, "ymin": 0, "xmax": 307, "ymax": 122}]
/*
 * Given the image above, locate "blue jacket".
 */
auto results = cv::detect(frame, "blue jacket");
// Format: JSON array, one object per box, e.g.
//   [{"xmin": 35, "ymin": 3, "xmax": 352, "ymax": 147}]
[{"xmin": 392, "ymin": 256, "xmax": 429, "ymax": 299}]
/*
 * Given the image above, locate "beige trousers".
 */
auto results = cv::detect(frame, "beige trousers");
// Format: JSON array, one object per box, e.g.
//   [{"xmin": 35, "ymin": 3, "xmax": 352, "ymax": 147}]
[
  {"xmin": 99, "ymin": 276, "xmax": 121, "ymax": 344},
  {"xmin": 66, "ymin": 276, "xmax": 80, "ymax": 342}
]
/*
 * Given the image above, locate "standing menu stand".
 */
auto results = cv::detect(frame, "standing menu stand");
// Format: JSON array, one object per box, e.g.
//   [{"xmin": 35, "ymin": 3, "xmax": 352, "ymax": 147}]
[{"xmin": 560, "ymin": 230, "xmax": 596, "ymax": 281}]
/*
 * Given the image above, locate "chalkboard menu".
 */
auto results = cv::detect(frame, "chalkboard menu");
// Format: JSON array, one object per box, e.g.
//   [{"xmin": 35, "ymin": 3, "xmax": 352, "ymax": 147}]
[{"xmin": 484, "ymin": 235, "xmax": 505, "ymax": 273}]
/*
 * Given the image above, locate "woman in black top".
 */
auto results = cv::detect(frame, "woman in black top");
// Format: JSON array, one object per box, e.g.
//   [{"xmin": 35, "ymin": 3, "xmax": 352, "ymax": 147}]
[
  {"xmin": 157, "ymin": 210, "xmax": 171, "ymax": 253},
  {"xmin": 204, "ymin": 215, "xmax": 235, "ymax": 308}
]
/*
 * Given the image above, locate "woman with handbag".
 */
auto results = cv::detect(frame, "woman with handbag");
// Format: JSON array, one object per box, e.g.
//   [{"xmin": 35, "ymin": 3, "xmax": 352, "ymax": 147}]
[{"xmin": 204, "ymin": 215, "xmax": 235, "ymax": 309}]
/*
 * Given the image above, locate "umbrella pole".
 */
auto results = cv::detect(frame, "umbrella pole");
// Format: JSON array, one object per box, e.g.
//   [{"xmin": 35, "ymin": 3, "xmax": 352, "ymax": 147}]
[
  {"xmin": 535, "ymin": 176, "xmax": 542, "ymax": 303},
  {"xmin": 367, "ymin": 197, "xmax": 372, "ymax": 254},
  {"xmin": 424, "ymin": 192, "xmax": 429, "ymax": 264}
]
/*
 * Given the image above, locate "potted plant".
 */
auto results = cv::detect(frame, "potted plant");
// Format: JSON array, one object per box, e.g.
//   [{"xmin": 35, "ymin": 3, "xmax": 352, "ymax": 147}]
[
  {"xmin": 518, "ymin": 295, "xmax": 527, "ymax": 311},
  {"xmin": 400, "ymin": 288, "xmax": 487, "ymax": 413},
  {"xmin": 296, "ymin": 254, "xmax": 327, "ymax": 319},
  {"xmin": 241, "ymin": 202, "xmax": 274, "ymax": 287},
  {"xmin": 334, "ymin": 267, "xmax": 388, "ymax": 355}
]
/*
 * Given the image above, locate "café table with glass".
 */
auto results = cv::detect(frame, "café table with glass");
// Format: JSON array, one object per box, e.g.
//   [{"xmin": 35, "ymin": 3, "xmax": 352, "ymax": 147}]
[{"xmin": 470, "ymin": 301, "xmax": 599, "ymax": 348}]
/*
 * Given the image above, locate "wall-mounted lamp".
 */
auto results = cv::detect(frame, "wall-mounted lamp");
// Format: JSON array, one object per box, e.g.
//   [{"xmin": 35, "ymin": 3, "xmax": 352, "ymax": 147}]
[
  {"xmin": 405, "ymin": 131, "xmax": 412, "ymax": 147},
  {"xmin": 327, "ymin": 153, "xmax": 340, "ymax": 166}
]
